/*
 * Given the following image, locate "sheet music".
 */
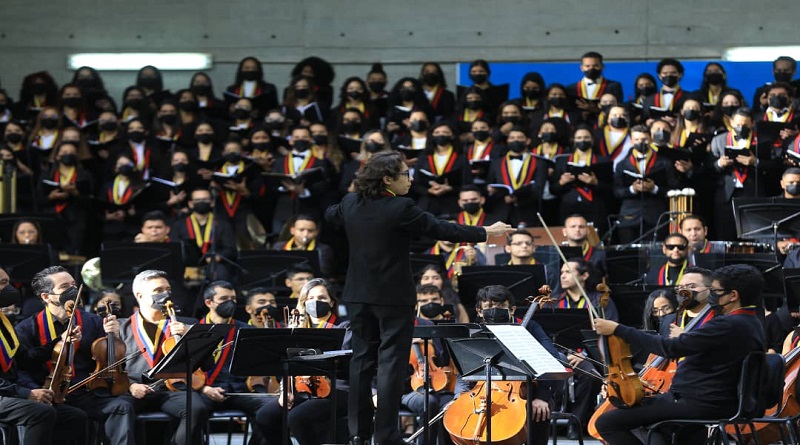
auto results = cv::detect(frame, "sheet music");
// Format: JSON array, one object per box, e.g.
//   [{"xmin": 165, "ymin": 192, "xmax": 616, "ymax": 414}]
[{"xmin": 486, "ymin": 324, "xmax": 568, "ymax": 379}]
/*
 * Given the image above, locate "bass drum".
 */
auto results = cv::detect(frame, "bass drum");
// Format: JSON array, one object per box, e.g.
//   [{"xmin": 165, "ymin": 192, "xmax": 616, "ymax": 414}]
[{"xmin": 80, "ymin": 257, "xmax": 103, "ymax": 291}]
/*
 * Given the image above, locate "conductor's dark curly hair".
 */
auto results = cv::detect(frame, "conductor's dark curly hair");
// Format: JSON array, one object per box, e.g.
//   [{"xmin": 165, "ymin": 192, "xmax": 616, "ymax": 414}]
[{"xmin": 354, "ymin": 151, "xmax": 404, "ymax": 199}]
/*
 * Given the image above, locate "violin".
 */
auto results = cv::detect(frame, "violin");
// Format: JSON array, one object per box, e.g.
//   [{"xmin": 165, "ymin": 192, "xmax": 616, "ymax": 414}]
[
  {"xmin": 86, "ymin": 299, "xmax": 129, "ymax": 396},
  {"xmin": 43, "ymin": 285, "xmax": 84, "ymax": 404},
  {"xmin": 443, "ymin": 381, "xmax": 528, "ymax": 445},
  {"xmin": 246, "ymin": 307, "xmax": 280, "ymax": 394},
  {"xmin": 161, "ymin": 301, "xmax": 206, "ymax": 391}
]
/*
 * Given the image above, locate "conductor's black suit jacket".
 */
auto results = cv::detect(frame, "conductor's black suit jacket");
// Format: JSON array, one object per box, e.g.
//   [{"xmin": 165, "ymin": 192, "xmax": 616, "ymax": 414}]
[{"xmin": 325, "ymin": 192, "xmax": 487, "ymax": 306}]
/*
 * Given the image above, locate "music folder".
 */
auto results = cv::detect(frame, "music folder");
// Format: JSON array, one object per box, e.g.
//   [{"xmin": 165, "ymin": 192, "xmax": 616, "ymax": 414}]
[{"xmin": 486, "ymin": 325, "xmax": 570, "ymax": 380}]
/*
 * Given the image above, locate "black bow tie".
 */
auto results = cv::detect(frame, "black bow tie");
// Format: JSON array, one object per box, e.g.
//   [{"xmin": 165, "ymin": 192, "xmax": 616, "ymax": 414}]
[
  {"xmin": 586, "ymin": 81, "xmax": 595, "ymax": 86},
  {"xmin": 508, "ymin": 155, "xmax": 523, "ymax": 160},
  {"xmin": 292, "ymin": 154, "xmax": 306, "ymax": 159}
]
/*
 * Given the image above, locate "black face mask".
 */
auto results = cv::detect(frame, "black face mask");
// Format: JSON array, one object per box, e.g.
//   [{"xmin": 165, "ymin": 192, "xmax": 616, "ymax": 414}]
[
  {"xmin": 255, "ymin": 304, "xmax": 282, "ymax": 321},
  {"xmin": 482, "ymin": 307, "xmax": 511, "ymax": 323},
  {"xmin": 775, "ymin": 72, "xmax": 793, "ymax": 83},
  {"xmin": 118, "ymin": 164, "xmax": 136, "ymax": 177},
  {"xmin": 735, "ymin": 126, "xmax": 751, "ymax": 140},
  {"xmin": 0, "ymin": 103, "xmax": 7, "ymax": 113},
  {"xmin": 125, "ymin": 98, "xmax": 144, "ymax": 110},
  {"xmin": 787, "ymin": 184, "xmax": 800, "ymax": 196},
  {"xmin": 233, "ymin": 108, "xmax": 251, "ymax": 120},
  {"xmin": 399, "ymin": 88, "xmax": 416, "ymax": 102},
  {"xmin": 0, "ymin": 285, "xmax": 20, "ymax": 308},
  {"xmin": 462, "ymin": 202, "xmax": 481, "ymax": 215},
  {"xmin": 179, "ymin": 101, "xmax": 198, "ymax": 113},
  {"xmin": 574, "ymin": 140, "xmax": 593, "ymax": 151},
  {"xmin": 62, "ymin": 97, "xmax": 82, "ymax": 108},
  {"xmin": 241, "ymin": 71, "xmax": 259, "ymax": 82},
  {"xmin": 41, "ymin": 117, "xmax": 59, "ymax": 130},
  {"xmin": 432, "ymin": 135, "xmax": 453, "ymax": 147},
  {"xmin": 522, "ymin": 89, "xmax": 541, "ymax": 100},
  {"xmin": 422, "ymin": 73, "xmax": 440, "ymax": 86},
  {"xmin": 57, "ymin": 286, "xmax": 79, "ymax": 307},
  {"xmin": 707, "ymin": 291, "xmax": 733, "ymax": 315},
  {"xmin": 127, "ymin": 130, "xmax": 146, "ymax": 144},
  {"xmin": 30, "ymin": 84, "xmax": 47, "ymax": 95},
  {"xmin": 651, "ymin": 315, "xmax": 667, "ymax": 330},
  {"xmin": 305, "ymin": 300, "xmax": 331, "ymax": 318},
  {"xmin": 420, "ymin": 302, "xmax": 444, "ymax": 319},
  {"xmin": 502, "ymin": 116, "xmax": 521, "ymax": 125},
  {"xmin": 721, "ymin": 105, "xmax": 738, "ymax": 117},
  {"xmin": 654, "ymin": 129, "xmax": 671, "ymax": 145},
  {"xmin": 508, "ymin": 141, "xmax": 527, "ymax": 153},
  {"xmin": 470, "ymin": 73, "xmax": 488, "ymax": 84},
  {"xmin": 584, "ymin": 68, "xmax": 602, "ymax": 81},
  {"xmin": 368, "ymin": 82, "xmax": 386, "ymax": 93},
  {"xmin": 466, "ymin": 101, "xmax": 482, "ymax": 111},
  {"xmin": 293, "ymin": 139, "xmax": 311, "ymax": 152},
  {"xmin": 99, "ymin": 121, "xmax": 118, "ymax": 132},
  {"xmin": 294, "ymin": 89, "xmax": 310, "ymax": 100},
  {"xmin": 192, "ymin": 84, "xmax": 211, "ymax": 96},
  {"xmin": 223, "ymin": 153, "xmax": 241, "ymax": 164},
  {"xmin": 682, "ymin": 109, "xmax": 700, "ymax": 121},
  {"xmin": 342, "ymin": 121, "xmax": 361, "ymax": 134},
  {"xmin": 661, "ymin": 75, "xmax": 679, "ymax": 88},
  {"xmin": 312, "ymin": 134, "xmax": 328, "ymax": 146},
  {"xmin": 410, "ymin": 120, "xmax": 428, "ymax": 132},
  {"xmin": 252, "ymin": 142, "xmax": 273, "ymax": 153},
  {"xmin": 59, "ymin": 154, "xmax": 77, "ymax": 166},
  {"xmin": 172, "ymin": 163, "xmax": 188, "ymax": 173},
  {"xmin": 548, "ymin": 97, "xmax": 568, "ymax": 109},
  {"xmin": 76, "ymin": 78, "xmax": 97, "ymax": 90},
  {"xmin": 159, "ymin": 114, "xmax": 178, "ymax": 126},
  {"xmin": 637, "ymin": 85, "xmax": 657, "ymax": 97},
  {"xmin": 193, "ymin": 201, "xmax": 212, "ymax": 215},
  {"xmin": 150, "ymin": 291, "xmax": 171, "ymax": 310},
  {"xmin": 539, "ymin": 132, "xmax": 557, "ymax": 143},
  {"xmin": 365, "ymin": 141, "xmax": 383, "ymax": 153},
  {"xmin": 769, "ymin": 95, "xmax": 789, "ymax": 110},
  {"xmin": 346, "ymin": 91, "xmax": 363, "ymax": 100},
  {"xmin": 196, "ymin": 133, "xmax": 214, "ymax": 145},
  {"xmin": 472, "ymin": 130, "xmax": 490, "ymax": 142},
  {"xmin": 139, "ymin": 77, "xmax": 159, "ymax": 89},
  {"xmin": 265, "ymin": 121, "xmax": 284, "ymax": 131},
  {"xmin": 5, "ymin": 133, "xmax": 24, "ymax": 144},
  {"xmin": 705, "ymin": 73, "xmax": 724, "ymax": 86},
  {"xmin": 609, "ymin": 117, "xmax": 627, "ymax": 129},
  {"xmin": 214, "ymin": 300, "xmax": 236, "ymax": 319},
  {"xmin": 634, "ymin": 142, "xmax": 650, "ymax": 154}
]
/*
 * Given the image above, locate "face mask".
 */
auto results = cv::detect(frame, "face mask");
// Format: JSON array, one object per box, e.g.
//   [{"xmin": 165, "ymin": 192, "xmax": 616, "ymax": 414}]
[
  {"xmin": 0, "ymin": 103, "xmax": 7, "ymax": 113},
  {"xmin": 470, "ymin": 73, "xmax": 488, "ymax": 84},
  {"xmin": 734, "ymin": 126, "xmax": 751, "ymax": 140},
  {"xmin": 482, "ymin": 307, "xmax": 511, "ymax": 324},
  {"xmin": 127, "ymin": 130, "xmax": 146, "ymax": 144},
  {"xmin": 0, "ymin": 285, "xmax": 20, "ymax": 308},
  {"xmin": 419, "ymin": 302, "xmax": 444, "ymax": 319},
  {"xmin": 503, "ymin": 116, "xmax": 521, "ymax": 125},
  {"xmin": 241, "ymin": 71, "xmax": 259, "ymax": 82},
  {"xmin": 462, "ymin": 202, "xmax": 481, "ymax": 215},
  {"xmin": 769, "ymin": 96, "xmax": 789, "ymax": 110},
  {"xmin": 252, "ymin": 142, "xmax": 272, "ymax": 153},
  {"xmin": 652, "ymin": 315, "xmax": 666, "ymax": 329},
  {"xmin": 508, "ymin": 141, "xmax": 527, "ymax": 153},
  {"xmin": 159, "ymin": 114, "xmax": 178, "ymax": 125},
  {"xmin": 305, "ymin": 300, "xmax": 331, "ymax": 319},
  {"xmin": 192, "ymin": 84, "xmax": 211, "ymax": 96},
  {"xmin": 422, "ymin": 73, "xmax": 440, "ymax": 86},
  {"xmin": 125, "ymin": 98, "xmax": 144, "ymax": 109},
  {"xmin": 118, "ymin": 164, "xmax": 136, "ymax": 177},
  {"xmin": 312, "ymin": 134, "xmax": 328, "ymax": 146},
  {"xmin": 399, "ymin": 88, "xmax": 415, "ymax": 102},
  {"xmin": 661, "ymin": 75, "xmax": 679, "ymax": 88},
  {"xmin": 787, "ymin": 184, "xmax": 800, "ymax": 196},
  {"xmin": 634, "ymin": 142, "xmax": 650, "ymax": 153},
  {"xmin": 255, "ymin": 304, "xmax": 282, "ymax": 321},
  {"xmin": 150, "ymin": 291, "xmax": 171, "ymax": 310},
  {"xmin": 410, "ymin": 120, "xmax": 428, "ymax": 132},
  {"xmin": 233, "ymin": 108, "xmax": 251, "ymax": 120},
  {"xmin": 62, "ymin": 97, "xmax": 82, "ymax": 108},
  {"xmin": 574, "ymin": 140, "xmax": 593, "ymax": 151},
  {"xmin": 41, "ymin": 117, "xmax": 59, "ymax": 130},
  {"xmin": 139, "ymin": 77, "xmax": 159, "ymax": 89},
  {"xmin": 637, "ymin": 85, "xmax": 657, "ymax": 97},
  {"xmin": 775, "ymin": 72, "xmax": 793, "ymax": 83},
  {"xmin": 265, "ymin": 120, "xmax": 284, "ymax": 131},
  {"xmin": 30, "ymin": 84, "xmax": 47, "ymax": 95},
  {"xmin": 584, "ymin": 68, "xmax": 602, "ymax": 81},
  {"xmin": 59, "ymin": 154, "xmax": 77, "ymax": 166},
  {"xmin": 472, "ymin": 130, "xmax": 490, "ymax": 142},
  {"xmin": 172, "ymin": 163, "xmax": 188, "ymax": 173},
  {"xmin": 365, "ymin": 141, "xmax": 383, "ymax": 153},
  {"xmin": 522, "ymin": 89, "xmax": 541, "ymax": 100},
  {"xmin": 196, "ymin": 133, "xmax": 214, "ymax": 145},
  {"xmin": 57, "ymin": 286, "xmax": 79, "ymax": 307},
  {"xmin": 99, "ymin": 121, "xmax": 118, "ymax": 132},
  {"xmin": 548, "ymin": 97, "xmax": 567, "ymax": 109},
  {"xmin": 706, "ymin": 73, "xmax": 724, "ymax": 85},
  {"xmin": 293, "ymin": 139, "xmax": 311, "ymax": 152},
  {"xmin": 193, "ymin": 201, "xmax": 212, "ymax": 215},
  {"xmin": 600, "ymin": 105, "xmax": 613, "ymax": 116},
  {"xmin": 539, "ymin": 132, "xmax": 557, "ymax": 143},
  {"xmin": 223, "ymin": 152, "xmax": 241, "ymax": 164},
  {"xmin": 342, "ymin": 121, "xmax": 361, "ymax": 134},
  {"xmin": 683, "ymin": 109, "xmax": 700, "ymax": 121},
  {"xmin": 368, "ymin": 82, "xmax": 386, "ymax": 93},
  {"xmin": 214, "ymin": 300, "xmax": 236, "ymax": 319},
  {"xmin": 179, "ymin": 101, "xmax": 198, "ymax": 113},
  {"xmin": 654, "ymin": 129, "xmax": 671, "ymax": 145},
  {"xmin": 676, "ymin": 289, "xmax": 700, "ymax": 310},
  {"xmin": 466, "ymin": 100, "xmax": 482, "ymax": 111},
  {"xmin": 346, "ymin": 91, "xmax": 363, "ymax": 100},
  {"xmin": 76, "ymin": 78, "xmax": 96, "ymax": 89},
  {"xmin": 609, "ymin": 117, "xmax": 627, "ymax": 129},
  {"xmin": 432, "ymin": 135, "xmax": 453, "ymax": 147},
  {"xmin": 707, "ymin": 291, "xmax": 733, "ymax": 315},
  {"xmin": 721, "ymin": 105, "xmax": 738, "ymax": 117},
  {"xmin": 5, "ymin": 133, "xmax": 23, "ymax": 144}
]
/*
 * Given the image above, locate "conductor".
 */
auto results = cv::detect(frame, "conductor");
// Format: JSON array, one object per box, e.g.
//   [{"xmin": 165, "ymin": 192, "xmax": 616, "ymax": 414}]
[{"xmin": 326, "ymin": 151, "xmax": 511, "ymax": 445}]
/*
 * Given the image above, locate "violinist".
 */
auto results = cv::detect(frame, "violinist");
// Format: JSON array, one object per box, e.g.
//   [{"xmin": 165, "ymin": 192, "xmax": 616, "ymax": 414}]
[
  {"xmin": 256, "ymin": 278, "xmax": 350, "ymax": 445},
  {"xmin": 661, "ymin": 266, "xmax": 714, "ymax": 338},
  {"xmin": 593, "ymin": 264, "xmax": 767, "ymax": 445},
  {"xmin": 0, "ymin": 267, "xmax": 58, "ymax": 445},
  {"xmin": 197, "ymin": 281, "xmax": 270, "ymax": 445},
  {"xmin": 16, "ymin": 266, "xmax": 132, "ymax": 445},
  {"xmin": 244, "ymin": 287, "xmax": 282, "ymax": 328},
  {"xmin": 118, "ymin": 269, "xmax": 210, "ymax": 445}
]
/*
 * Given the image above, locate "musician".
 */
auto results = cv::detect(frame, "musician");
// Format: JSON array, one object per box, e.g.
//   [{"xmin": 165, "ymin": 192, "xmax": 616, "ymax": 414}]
[
  {"xmin": 101, "ymin": 154, "xmax": 147, "ymax": 242},
  {"xmin": 679, "ymin": 214, "xmax": 724, "ymax": 255},
  {"xmin": 42, "ymin": 142, "xmax": 93, "ymax": 255},
  {"xmin": 197, "ymin": 281, "xmax": 269, "ymax": 445},
  {"xmin": 645, "ymin": 233, "xmax": 691, "ymax": 286},
  {"xmin": 641, "ymin": 58, "xmax": 692, "ymax": 124},
  {"xmin": 455, "ymin": 185, "xmax": 497, "ymax": 227},
  {"xmin": 272, "ymin": 215, "xmax": 334, "ymax": 278},
  {"xmin": 0, "ymin": 267, "xmax": 58, "ymax": 444},
  {"xmin": 662, "ymin": 266, "xmax": 715, "ymax": 337},
  {"xmin": 284, "ymin": 264, "xmax": 315, "ymax": 299},
  {"xmin": 594, "ymin": 264, "xmax": 766, "ymax": 445},
  {"xmin": 134, "ymin": 210, "xmax": 171, "ymax": 243},
  {"xmin": 642, "ymin": 289, "xmax": 678, "ymax": 333},
  {"xmin": 325, "ymin": 151, "xmax": 509, "ymax": 445},
  {"xmin": 256, "ymin": 278, "xmax": 350, "ymax": 445},
  {"xmin": 119, "ymin": 269, "xmax": 209, "ymax": 444},
  {"xmin": 562, "ymin": 214, "xmax": 607, "ymax": 276},
  {"xmin": 567, "ymin": 51, "xmax": 624, "ymax": 120},
  {"xmin": 426, "ymin": 236, "xmax": 485, "ymax": 278},
  {"xmin": 17, "ymin": 266, "xmax": 133, "ymax": 445},
  {"xmin": 212, "ymin": 139, "xmax": 255, "ymax": 248},
  {"xmin": 244, "ymin": 287, "xmax": 281, "ymax": 328},
  {"xmin": 504, "ymin": 229, "xmax": 538, "ymax": 265},
  {"xmin": 754, "ymin": 82, "xmax": 800, "ymax": 147}
]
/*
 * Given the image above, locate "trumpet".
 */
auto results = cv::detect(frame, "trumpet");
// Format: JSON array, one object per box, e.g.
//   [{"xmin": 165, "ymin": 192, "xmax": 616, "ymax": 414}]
[{"xmin": 667, "ymin": 188, "xmax": 695, "ymax": 232}]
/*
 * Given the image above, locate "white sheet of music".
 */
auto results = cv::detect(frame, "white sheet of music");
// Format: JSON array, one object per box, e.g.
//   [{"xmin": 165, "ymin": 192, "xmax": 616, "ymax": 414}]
[{"xmin": 487, "ymin": 324, "xmax": 570, "ymax": 379}]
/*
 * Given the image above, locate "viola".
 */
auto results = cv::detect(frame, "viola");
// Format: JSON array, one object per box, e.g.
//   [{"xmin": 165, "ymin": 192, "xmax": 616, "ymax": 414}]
[
  {"xmin": 161, "ymin": 301, "xmax": 206, "ymax": 391},
  {"xmin": 43, "ymin": 285, "xmax": 85, "ymax": 404},
  {"xmin": 86, "ymin": 299, "xmax": 129, "ymax": 396},
  {"xmin": 443, "ymin": 380, "xmax": 528, "ymax": 445}
]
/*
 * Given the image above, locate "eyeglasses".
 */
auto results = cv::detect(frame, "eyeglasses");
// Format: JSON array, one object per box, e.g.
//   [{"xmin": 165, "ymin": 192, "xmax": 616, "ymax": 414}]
[
  {"xmin": 510, "ymin": 241, "xmax": 533, "ymax": 247},
  {"xmin": 665, "ymin": 244, "xmax": 688, "ymax": 251},
  {"xmin": 653, "ymin": 306, "xmax": 674, "ymax": 316},
  {"xmin": 709, "ymin": 288, "xmax": 730, "ymax": 297},
  {"xmin": 399, "ymin": 170, "xmax": 411, "ymax": 179}
]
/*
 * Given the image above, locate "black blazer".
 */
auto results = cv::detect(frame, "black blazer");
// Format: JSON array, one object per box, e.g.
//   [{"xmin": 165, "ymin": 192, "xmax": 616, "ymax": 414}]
[
  {"xmin": 566, "ymin": 77, "xmax": 624, "ymax": 103},
  {"xmin": 613, "ymin": 152, "xmax": 678, "ymax": 227},
  {"xmin": 325, "ymin": 193, "xmax": 486, "ymax": 306}
]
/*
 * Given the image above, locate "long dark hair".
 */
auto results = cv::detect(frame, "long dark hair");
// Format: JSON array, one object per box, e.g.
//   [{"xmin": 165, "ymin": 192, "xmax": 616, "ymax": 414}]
[{"xmin": 354, "ymin": 151, "xmax": 404, "ymax": 198}]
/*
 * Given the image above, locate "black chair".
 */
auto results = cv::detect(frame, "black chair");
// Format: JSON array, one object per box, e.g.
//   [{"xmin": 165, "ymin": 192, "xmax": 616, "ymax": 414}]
[
  {"xmin": 549, "ymin": 379, "xmax": 585, "ymax": 445},
  {"xmin": 644, "ymin": 351, "xmax": 785, "ymax": 444},
  {"xmin": 204, "ymin": 409, "xmax": 250, "ymax": 445}
]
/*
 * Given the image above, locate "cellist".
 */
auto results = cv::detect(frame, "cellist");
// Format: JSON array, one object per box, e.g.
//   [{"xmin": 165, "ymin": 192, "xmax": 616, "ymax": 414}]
[
  {"xmin": 16, "ymin": 265, "xmax": 133, "ymax": 445},
  {"xmin": 593, "ymin": 264, "xmax": 766, "ymax": 445}
]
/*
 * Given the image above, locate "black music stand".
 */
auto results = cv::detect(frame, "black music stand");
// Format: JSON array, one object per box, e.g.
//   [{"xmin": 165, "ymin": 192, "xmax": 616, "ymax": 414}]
[
  {"xmin": 457, "ymin": 265, "xmax": 545, "ymax": 314},
  {"xmin": 733, "ymin": 198, "xmax": 800, "ymax": 246},
  {"xmin": 145, "ymin": 323, "xmax": 232, "ymax": 445},
  {"xmin": 531, "ymin": 308, "xmax": 593, "ymax": 351},
  {"xmin": 0, "ymin": 214, "xmax": 59, "ymax": 245},
  {"xmin": 237, "ymin": 250, "xmax": 321, "ymax": 289},
  {"xmin": 229, "ymin": 328, "xmax": 348, "ymax": 445},
  {"xmin": 100, "ymin": 242, "xmax": 184, "ymax": 285},
  {"xmin": 609, "ymin": 284, "xmax": 670, "ymax": 329},
  {"xmin": 604, "ymin": 247, "xmax": 651, "ymax": 285},
  {"xmin": 0, "ymin": 244, "xmax": 52, "ymax": 284},
  {"xmin": 784, "ymin": 268, "xmax": 800, "ymax": 314}
]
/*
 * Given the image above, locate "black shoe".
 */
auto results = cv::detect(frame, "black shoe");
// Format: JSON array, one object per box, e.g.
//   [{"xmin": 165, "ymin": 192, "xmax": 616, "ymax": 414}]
[
  {"xmin": 349, "ymin": 436, "xmax": 368, "ymax": 445},
  {"xmin": 567, "ymin": 424, "xmax": 581, "ymax": 440}
]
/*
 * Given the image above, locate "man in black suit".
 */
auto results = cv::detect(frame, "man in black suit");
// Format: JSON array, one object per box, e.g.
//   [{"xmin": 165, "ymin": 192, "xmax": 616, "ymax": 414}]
[
  {"xmin": 567, "ymin": 51, "xmax": 624, "ymax": 119},
  {"xmin": 613, "ymin": 125, "xmax": 678, "ymax": 244},
  {"xmin": 642, "ymin": 58, "xmax": 693, "ymax": 125},
  {"xmin": 325, "ymin": 151, "xmax": 510, "ymax": 445},
  {"xmin": 751, "ymin": 56, "xmax": 800, "ymax": 109}
]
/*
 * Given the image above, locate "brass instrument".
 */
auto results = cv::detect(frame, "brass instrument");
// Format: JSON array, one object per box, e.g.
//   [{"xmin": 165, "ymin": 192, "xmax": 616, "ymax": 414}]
[
  {"xmin": 667, "ymin": 188, "xmax": 695, "ymax": 232},
  {"xmin": 451, "ymin": 245, "xmax": 476, "ymax": 290}
]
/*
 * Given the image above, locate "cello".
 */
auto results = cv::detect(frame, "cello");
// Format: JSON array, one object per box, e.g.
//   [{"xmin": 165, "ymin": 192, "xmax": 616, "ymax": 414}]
[{"xmin": 43, "ymin": 285, "xmax": 84, "ymax": 404}]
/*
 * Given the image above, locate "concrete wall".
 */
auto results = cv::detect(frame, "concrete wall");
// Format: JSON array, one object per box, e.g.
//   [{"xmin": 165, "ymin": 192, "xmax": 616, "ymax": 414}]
[{"xmin": 0, "ymin": 0, "xmax": 797, "ymax": 103}]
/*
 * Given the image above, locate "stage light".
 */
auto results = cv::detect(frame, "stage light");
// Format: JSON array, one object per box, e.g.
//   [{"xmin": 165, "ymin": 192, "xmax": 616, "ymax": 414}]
[{"xmin": 67, "ymin": 53, "xmax": 212, "ymax": 70}]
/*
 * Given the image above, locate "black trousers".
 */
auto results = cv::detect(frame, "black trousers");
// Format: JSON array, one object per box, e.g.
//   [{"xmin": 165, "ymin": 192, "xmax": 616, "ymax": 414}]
[
  {"xmin": 0, "ymin": 396, "xmax": 56, "ymax": 445},
  {"xmin": 256, "ymin": 391, "xmax": 347, "ymax": 445},
  {"xmin": 132, "ymin": 390, "xmax": 210, "ymax": 445},
  {"xmin": 67, "ymin": 390, "xmax": 136, "ymax": 445},
  {"xmin": 200, "ymin": 393, "xmax": 269, "ymax": 445},
  {"xmin": 595, "ymin": 392, "xmax": 735, "ymax": 445},
  {"xmin": 53, "ymin": 403, "xmax": 89, "ymax": 445},
  {"xmin": 400, "ymin": 389, "xmax": 454, "ymax": 445},
  {"xmin": 347, "ymin": 303, "xmax": 416, "ymax": 443}
]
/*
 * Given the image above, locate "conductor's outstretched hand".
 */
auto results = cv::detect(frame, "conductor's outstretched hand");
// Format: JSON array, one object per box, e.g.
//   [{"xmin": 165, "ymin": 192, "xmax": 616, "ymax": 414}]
[{"xmin": 482, "ymin": 222, "xmax": 514, "ymax": 238}]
